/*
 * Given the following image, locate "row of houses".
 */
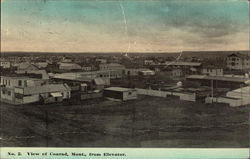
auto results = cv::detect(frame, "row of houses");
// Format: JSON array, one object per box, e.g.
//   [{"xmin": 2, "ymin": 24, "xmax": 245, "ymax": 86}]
[
  {"xmin": 0, "ymin": 74, "xmax": 140, "ymax": 105},
  {"xmin": 143, "ymin": 52, "xmax": 250, "ymax": 71}
]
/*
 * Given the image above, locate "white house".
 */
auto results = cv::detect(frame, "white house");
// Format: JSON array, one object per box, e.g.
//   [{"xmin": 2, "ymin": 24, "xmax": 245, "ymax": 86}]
[
  {"xmin": 104, "ymin": 87, "xmax": 137, "ymax": 101},
  {"xmin": 0, "ymin": 60, "xmax": 11, "ymax": 69},
  {"xmin": 144, "ymin": 60, "xmax": 154, "ymax": 65},
  {"xmin": 0, "ymin": 76, "xmax": 70, "ymax": 105},
  {"xmin": 201, "ymin": 68, "xmax": 223, "ymax": 76}
]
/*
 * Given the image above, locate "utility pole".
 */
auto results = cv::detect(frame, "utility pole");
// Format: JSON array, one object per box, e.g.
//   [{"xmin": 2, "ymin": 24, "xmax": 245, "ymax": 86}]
[
  {"xmin": 241, "ymin": 84, "xmax": 243, "ymax": 106},
  {"xmin": 45, "ymin": 110, "xmax": 49, "ymax": 147},
  {"xmin": 211, "ymin": 79, "xmax": 214, "ymax": 104}
]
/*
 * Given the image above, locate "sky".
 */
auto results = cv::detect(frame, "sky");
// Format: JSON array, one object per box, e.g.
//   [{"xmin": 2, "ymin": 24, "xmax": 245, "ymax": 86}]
[{"xmin": 1, "ymin": 0, "xmax": 249, "ymax": 53}]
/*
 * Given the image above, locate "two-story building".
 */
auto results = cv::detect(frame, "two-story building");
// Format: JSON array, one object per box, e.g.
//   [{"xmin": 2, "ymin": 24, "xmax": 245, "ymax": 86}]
[
  {"xmin": 226, "ymin": 53, "xmax": 250, "ymax": 70},
  {"xmin": 0, "ymin": 76, "xmax": 71, "ymax": 105}
]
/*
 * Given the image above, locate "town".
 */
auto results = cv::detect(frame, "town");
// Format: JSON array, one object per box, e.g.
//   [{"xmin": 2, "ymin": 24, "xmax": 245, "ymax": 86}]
[{"xmin": 0, "ymin": 50, "xmax": 249, "ymax": 147}]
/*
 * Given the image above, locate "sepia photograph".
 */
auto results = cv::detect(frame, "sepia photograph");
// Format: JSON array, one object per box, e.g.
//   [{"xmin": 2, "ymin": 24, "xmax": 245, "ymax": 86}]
[{"xmin": 0, "ymin": 0, "xmax": 249, "ymax": 150}]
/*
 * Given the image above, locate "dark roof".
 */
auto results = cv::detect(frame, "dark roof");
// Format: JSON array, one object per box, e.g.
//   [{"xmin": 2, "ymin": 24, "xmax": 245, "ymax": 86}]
[{"xmin": 228, "ymin": 53, "xmax": 250, "ymax": 59}]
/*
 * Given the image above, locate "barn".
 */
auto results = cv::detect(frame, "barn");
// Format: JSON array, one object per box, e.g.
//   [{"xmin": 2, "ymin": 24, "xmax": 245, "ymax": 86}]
[{"xmin": 104, "ymin": 87, "xmax": 137, "ymax": 101}]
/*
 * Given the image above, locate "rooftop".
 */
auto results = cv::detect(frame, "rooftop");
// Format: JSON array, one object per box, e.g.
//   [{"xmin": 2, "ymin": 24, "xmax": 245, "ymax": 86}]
[
  {"xmin": 187, "ymin": 75, "xmax": 250, "ymax": 83},
  {"xmin": 104, "ymin": 87, "xmax": 136, "ymax": 92},
  {"xmin": 161, "ymin": 61, "xmax": 202, "ymax": 66},
  {"xmin": 228, "ymin": 53, "xmax": 250, "ymax": 59}
]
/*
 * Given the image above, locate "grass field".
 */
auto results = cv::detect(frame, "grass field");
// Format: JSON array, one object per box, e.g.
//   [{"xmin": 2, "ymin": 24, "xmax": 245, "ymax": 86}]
[{"xmin": 0, "ymin": 96, "xmax": 249, "ymax": 147}]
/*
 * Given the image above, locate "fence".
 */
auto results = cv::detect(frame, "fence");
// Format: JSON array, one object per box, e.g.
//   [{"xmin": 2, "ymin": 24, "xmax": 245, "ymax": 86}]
[
  {"xmin": 135, "ymin": 88, "xmax": 196, "ymax": 102},
  {"xmin": 205, "ymin": 97, "xmax": 250, "ymax": 107}
]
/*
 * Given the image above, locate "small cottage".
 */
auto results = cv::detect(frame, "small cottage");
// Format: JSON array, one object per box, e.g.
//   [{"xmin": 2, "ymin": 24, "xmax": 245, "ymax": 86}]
[{"xmin": 104, "ymin": 87, "xmax": 137, "ymax": 101}]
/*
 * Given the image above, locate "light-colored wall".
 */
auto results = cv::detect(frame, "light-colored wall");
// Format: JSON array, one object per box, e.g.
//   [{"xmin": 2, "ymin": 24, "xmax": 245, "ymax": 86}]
[
  {"xmin": 123, "ymin": 91, "xmax": 137, "ymax": 101},
  {"xmin": 227, "ymin": 57, "xmax": 250, "ymax": 70},
  {"xmin": 135, "ymin": 88, "xmax": 196, "ymax": 102},
  {"xmin": 0, "ymin": 76, "xmax": 44, "ymax": 88},
  {"xmin": 0, "ymin": 61, "xmax": 11, "ymax": 68},
  {"xmin": 0, "ymin": 88, "xmax": 14, "ymax": 101},
  {"xmin": 201, "ymin": 68, "xmax": 223, "ymax": 76},
  {"xmin": 22, "ymin": 95, "xmax": 40, "ymax": 104}
]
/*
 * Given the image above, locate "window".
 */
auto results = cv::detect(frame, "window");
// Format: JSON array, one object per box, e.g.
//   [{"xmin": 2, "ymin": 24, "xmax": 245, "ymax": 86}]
[
  {"xmin": 2, "ymin": 90, "xmax": 6, "ymax": 94},
  {"xmin": 24, "ymin": 80, "xmax": 27, "ymax": 87},
  {"xmin": 18, "ymin": 80, "xmax": 22, "ymax": 86},
  {"xmin": 8, "ymin": 80, "xmax": 10, "ymax": 86},
  {"xmin": 8, "ymin": 91, "xmax": 11, "ymax": 96},
  {"xmin": 15, "ymin": 93, "xmax": 23, "ymax": 99}
]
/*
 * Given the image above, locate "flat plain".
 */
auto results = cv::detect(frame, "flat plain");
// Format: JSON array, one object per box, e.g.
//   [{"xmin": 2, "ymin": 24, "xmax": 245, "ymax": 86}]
[{"xmin": 1, "ymin": 96, "xmax": 249, "ymax": 147}]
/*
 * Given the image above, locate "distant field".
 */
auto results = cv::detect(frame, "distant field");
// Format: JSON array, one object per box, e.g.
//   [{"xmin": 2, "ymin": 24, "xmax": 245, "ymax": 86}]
[{"xmin": 0, "ymin": 96, "xmax": 249, "ymax": 147}]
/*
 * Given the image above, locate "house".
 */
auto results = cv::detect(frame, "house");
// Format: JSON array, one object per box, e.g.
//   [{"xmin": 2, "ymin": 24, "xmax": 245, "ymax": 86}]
[
  {"xmin": 61, "ymin": 57, "xmax": 72, "ymax": 63},
  {"xmin": 172, "ymin": 69, "xmax": 183, "ymax": 77},
  {"xmin": 82, "ymin": 66, "xmax": 92, "ymax": 71},
  {"xmin": 52, "ymin": 74, "xmax": 106, "ymax": 92},
  {"xmin": 201, "ymin": 67, "xmax": 223, "ymax": 76},
  {"xmin": 104, "ymin": 87, "xmax": 137, "ymax": 101},
  {"xmin": 0, "ymin": 60, "xmax": 11, "ymax": 69},
  {"xmin": 99, "ymin": 70, "xmax": 123, "ymax": 79},
  {"xmin": 0, "ymin": 75, "xmax": 70, "ymax": 105},
  {"xmin": 164, "ymin": 61, "xmax": 202, "ymax": 69},
  {"xmin": 144, "ymin": 60, "xmax": 154, "ymax": 65},
  {"xmin": 59, "ymin": 63, "xmax": 82, "ymax": 71},
  {"xmin": 226, "ymin": 53, "xmax": 250, "ymax": 70},
  {"xmin": 138, "ymin": 70, "xmax": 155, "ymax": 76},
  {"xmin": 15, "ymin": 70, "xmax": 50, "ymax": 80},
  {"xmin": 17, "ymin": 63, "xmax": 40, "ymax": 71},
  {"xmin": 96, "ymin": 59, "xmax": 107, "ymax": 64},
  {"xmin": 34, "ymin": 62, "xmax": 48, "ymax": 69},
  {"xmin": 152, "ymin": 61, "xmax": 202, "ymax": 75},
  {"xmin": 51, "ymin": 73, "xmax": 105, "ymax": 100},
  {"xmin": 99, "ymin": 63, "xmax": 125, "ymax": 71},
  {"xmin": 123, "ymin": 68, "xmax": 152, "ymax": 76}
]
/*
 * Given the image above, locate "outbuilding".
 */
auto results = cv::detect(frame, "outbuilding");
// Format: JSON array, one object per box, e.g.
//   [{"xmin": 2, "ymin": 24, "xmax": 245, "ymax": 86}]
[{"xmin": 104, "ymin": 87, "xmax": 137, "ymax": 101}]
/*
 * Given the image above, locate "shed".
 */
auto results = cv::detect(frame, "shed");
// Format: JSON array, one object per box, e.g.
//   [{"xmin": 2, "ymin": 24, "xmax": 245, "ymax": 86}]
[{"xmin": 104, "ymin": 87, "xmax": 137, "ymax": 101}]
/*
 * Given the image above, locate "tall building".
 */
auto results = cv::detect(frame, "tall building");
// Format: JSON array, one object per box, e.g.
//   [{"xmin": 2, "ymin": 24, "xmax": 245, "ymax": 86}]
[{"xmin": 226, "ymin": 53, "xmax": 250, "ymax": 70}]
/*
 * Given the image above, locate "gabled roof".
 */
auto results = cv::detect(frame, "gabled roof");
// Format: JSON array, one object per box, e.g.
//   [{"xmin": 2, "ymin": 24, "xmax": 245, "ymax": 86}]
[
  {"xmin": 228, "ymin": 53, "xmax": 250, "ymax": 59},
  {"xmin": 59, "ymin": 62, "xmax": 81, "ymax": 69},
  {"xmin": 17, "ymin": 63, "xmax": 39, "ymax": 70},
  {"xmin": 34, "ymin": 62, "xmax": 48, "ymax": 68}
]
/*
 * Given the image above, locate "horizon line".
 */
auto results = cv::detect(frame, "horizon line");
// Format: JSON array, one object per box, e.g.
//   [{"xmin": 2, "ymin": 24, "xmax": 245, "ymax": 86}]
[{"xmin": 1, "ymin": 50, "xmax": 249, "ymax": 54}]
